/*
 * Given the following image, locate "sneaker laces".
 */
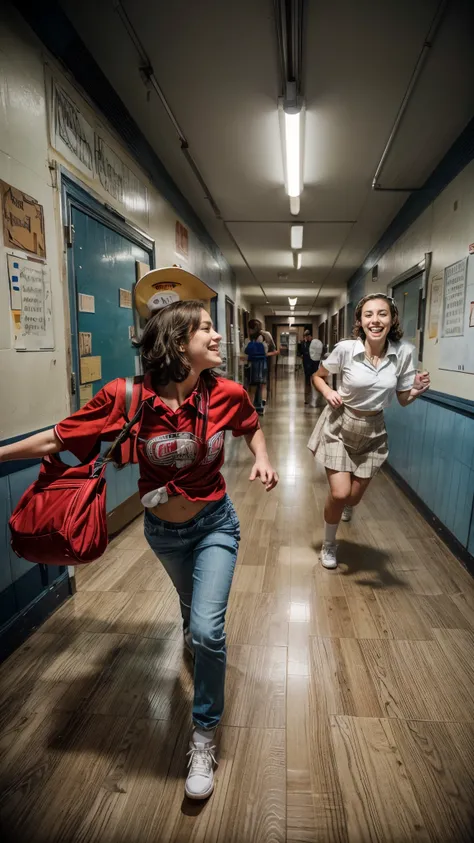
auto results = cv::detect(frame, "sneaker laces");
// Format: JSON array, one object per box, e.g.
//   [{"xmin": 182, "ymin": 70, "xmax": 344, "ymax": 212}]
[
  {"xmin": 186, "ymin": 744, "xmax": 217, "ymax": 776},
  {"xmin": 322, "ymin": 542, "xmax": 337, "ymax": 561}
]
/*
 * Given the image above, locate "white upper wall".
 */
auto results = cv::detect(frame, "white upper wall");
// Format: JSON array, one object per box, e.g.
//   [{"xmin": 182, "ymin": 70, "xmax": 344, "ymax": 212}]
[
  {"xmin": 0, "ymin": 5, "xmax": 236, "ymax": 439},
  {"xmin": 362, "ymin": 158, "xmax": 474, "ymax": 400}
]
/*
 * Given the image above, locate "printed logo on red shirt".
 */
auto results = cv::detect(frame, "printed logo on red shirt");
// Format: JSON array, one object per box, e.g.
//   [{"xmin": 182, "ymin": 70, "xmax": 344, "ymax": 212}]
[
  {"xmin": 143, "ymin": 430, "xmax": 225, "ymax": 468},
  {"xmin": 202, "ymin": 431, "xmax": 225, "ymax": 465}
]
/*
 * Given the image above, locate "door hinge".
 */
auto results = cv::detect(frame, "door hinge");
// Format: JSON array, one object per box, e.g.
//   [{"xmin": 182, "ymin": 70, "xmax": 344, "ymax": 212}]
[
  {"xmin": 65, "ymin": 223, "xmax": 75, "ymax": 247},
  {"xmin": 71, "ymin": 371, "xmax": 77, "ymax": 395}
]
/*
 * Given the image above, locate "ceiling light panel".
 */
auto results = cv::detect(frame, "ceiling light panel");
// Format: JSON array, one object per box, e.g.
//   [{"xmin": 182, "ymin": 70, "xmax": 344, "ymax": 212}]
[{"xmin": 290, "ymin": 225, "xmax": 303, "ymax": 249}]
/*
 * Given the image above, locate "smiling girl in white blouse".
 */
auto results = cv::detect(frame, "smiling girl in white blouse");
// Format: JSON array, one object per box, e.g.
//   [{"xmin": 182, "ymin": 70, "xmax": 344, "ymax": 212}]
[{"xmin": 308, "ymin": 293, "xmax": 430, "ymax": 569}]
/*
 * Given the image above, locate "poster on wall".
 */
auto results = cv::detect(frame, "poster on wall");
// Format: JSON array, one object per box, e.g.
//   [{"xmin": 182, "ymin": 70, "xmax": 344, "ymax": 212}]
[
  {"xmin": 439, "ymin": 255, "xmax": 474, "ymax": 373},
  {"xmin": 441, "ymin": 258, "xmax": 467, "ymax": 338},
  {"xmin": 7, "ymin": 254, "xmax": 54, "ymax": 350},
  {"xmin": 52, "ymin": 82, "xmax": 94, "ymax": 178},
  {"xmin": 428, "ymin": 272, "xmax": 443, "ymax": 339},
  {"xmin": 1, "ymin": 182, "xmax": 46, "ymax": 258},
  {"xmin": 175, "ymin": 221, "xmax": 189, "ymax": 258}
]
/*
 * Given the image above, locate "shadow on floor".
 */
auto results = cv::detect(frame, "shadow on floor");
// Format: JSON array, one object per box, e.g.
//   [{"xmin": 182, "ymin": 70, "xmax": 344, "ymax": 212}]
[{"xmin": 312, "ymin": 539, "xmax": 406, "ymax": 589}]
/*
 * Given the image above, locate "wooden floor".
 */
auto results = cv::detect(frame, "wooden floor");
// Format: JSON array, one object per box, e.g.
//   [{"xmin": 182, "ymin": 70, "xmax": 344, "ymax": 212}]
[{"xmin": 1, "ymin": 374, "xmax": 474, "ymax": 843}]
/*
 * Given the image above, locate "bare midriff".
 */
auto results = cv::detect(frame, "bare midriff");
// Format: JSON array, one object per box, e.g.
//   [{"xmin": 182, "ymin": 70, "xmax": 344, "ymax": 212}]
[{"xmin": 149, "ymin": 495, "xmax": 210, "ymax": 523}]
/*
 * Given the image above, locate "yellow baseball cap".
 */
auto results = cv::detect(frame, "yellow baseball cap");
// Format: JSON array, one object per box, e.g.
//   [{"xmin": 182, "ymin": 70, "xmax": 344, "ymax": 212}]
[{"xmin": 134, "ymin": 266, "xmax": 217, "ymax": 319}]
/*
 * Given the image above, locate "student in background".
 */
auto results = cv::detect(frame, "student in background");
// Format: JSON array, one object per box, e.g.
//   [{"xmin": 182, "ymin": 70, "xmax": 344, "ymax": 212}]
[
  {"xmin": 244, "ymin": 319, "xmax": 278, "ymax": 415},
  {"xmin": 300, "ymin": 329, "xmax": 320, "ymax": 406}
]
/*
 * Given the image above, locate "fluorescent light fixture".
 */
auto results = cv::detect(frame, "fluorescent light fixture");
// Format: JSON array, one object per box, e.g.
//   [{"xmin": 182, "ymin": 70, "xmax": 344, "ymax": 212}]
[
  {"xmin": 288, "ymin": 316, "xmax": 295, "ymax": 325},
  {"xmin": 293, "ymin": 252, "xmax": 302, "ymax": 270},
  {"xmin": 288, "ymin": 296, "xmax": 298, "ymax": 306},
  {"xmin": 279, "ymin": 100, "xmax": 305, "ymax": 215},
  {"xmin": 284, "ymin": 111, "xmax": 302, "ymax": 197},
  {"xmin": 291, "ymin": 225, "xmax": 303, "ymax": 250},
  {"xmin": 290, "ymin": 196, "xmax": 300, "ymax": 216}
]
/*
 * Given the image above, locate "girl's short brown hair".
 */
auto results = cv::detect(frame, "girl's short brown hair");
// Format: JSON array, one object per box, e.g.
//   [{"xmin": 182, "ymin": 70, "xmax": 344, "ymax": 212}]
[
  {"xmin": 352, "ymin": 293, "xmax": 403, "ymax": 342},
  {"xmin": 137, "ymin": 299, "xmax": 217, "ymax": 386}
]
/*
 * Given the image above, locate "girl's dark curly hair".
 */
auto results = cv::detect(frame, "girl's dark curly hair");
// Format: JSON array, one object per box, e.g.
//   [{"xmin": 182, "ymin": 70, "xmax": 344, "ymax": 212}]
[
  {"xmin": 137, "ymin": 299, "xmax": 217, "ymax": 387},
  {"xmin": 352, "ymin": 293, "xmax": 404, "ymax": 342}
]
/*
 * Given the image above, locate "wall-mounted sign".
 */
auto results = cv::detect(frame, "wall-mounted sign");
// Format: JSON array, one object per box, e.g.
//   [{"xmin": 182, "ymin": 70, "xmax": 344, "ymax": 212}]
[
  {"xmin": 119, "ymin": 288, "xmax": 132, "ymax": 309},
  {"xmin": 441, "ymin": 258, "xmax": 467, "ymax": 338},
  {"xmin": 48, "ymin": 75, "xmax": 149, "ymax": 228},
  {"xmin": 2, "ymin": 182, "xmax": 46, "ymax": 258},
  {"xmin": 428, "ymin": 273, "xmax": 443, "ymax": 339},
  {"xmin": 175, "ymin": 220, "xmax": 189, "ymax": 258},
  {"xmin": 80, "ymin": 355, "xmax": 102, "ymax": 384},
  {"xmin": 78, "ymin": 293, "xmax": 95, "ymax": 313},
  {"xmin": 7, "ymin": 254, "xmax": 54, "ymax": 351}
]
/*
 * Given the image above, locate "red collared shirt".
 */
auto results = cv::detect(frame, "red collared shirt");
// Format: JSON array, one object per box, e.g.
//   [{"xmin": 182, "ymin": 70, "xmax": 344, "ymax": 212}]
[{"xmin": 55, "ymin": 374, "xmax": 260, "ymax": 502}]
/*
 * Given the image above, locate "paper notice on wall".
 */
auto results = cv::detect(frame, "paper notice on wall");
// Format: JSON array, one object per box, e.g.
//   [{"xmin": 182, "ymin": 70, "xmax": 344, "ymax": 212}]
[
  {"xmin": 2, "ymin": 182, "xmax": 46, "ymax": 258},
  {"xmin": 79, "ymin": 383, "xmax": 94, "ymax": 407},
  {"xmin": 78, "ymin": 293, "xmax": 95, "ymax": 313},
  {"xmin": 175, "ymin": 220, "xmax": 189, "ymax": 258},
  {"xmin": 439, "ymin": 255, "xmax": 474, "ymax": 373},
  {"xmin": 7, "ymin": 254, "xmax": 54, "ymax": 350},
  {"xmin": 136, "ymin": 261, "xmax": 150, "ymax": 283},
  {"xmin": 441, "ymin": 258, "xmax": 467, "ymax": 338},
  {"xmin": 79, "ymin": 331, "xmax": 92, "ymax": 356},
  {"xmin": 119, "ymin": 288, "xmax": 132, "ymax": 309},
  {"xmin": 80, "ymin": 355, "xmax": 102, "ymax": 384},
  {"xmin": 428, "ymin": 273, "xmax": 443, "ymax": 339}
]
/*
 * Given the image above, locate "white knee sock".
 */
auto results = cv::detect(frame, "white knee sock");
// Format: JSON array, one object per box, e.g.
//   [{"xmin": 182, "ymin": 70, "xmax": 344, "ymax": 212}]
[
  {"xmin": 324, "ymin": 521, "xmax": 338, "ymax": 543},
  {"xmin": 192, "ymin": 726, "xmax": 216, "ymax": 745}
]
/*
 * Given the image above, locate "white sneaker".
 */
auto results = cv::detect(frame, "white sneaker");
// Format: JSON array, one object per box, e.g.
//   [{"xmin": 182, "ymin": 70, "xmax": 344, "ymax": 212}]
[
  {"xmin": 341, "ymin": 506, "xmax": 353, "ymax": 522},
  {"xmin": 185, "ymin": 741, "xmax": 217, "ymax": 800},
  {"xmin": 321, "ymin": 541, "xmax": 338, "ymax": 569}
]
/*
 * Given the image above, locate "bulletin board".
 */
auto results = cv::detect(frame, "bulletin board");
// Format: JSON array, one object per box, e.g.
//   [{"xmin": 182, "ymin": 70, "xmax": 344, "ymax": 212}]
[
  {"xmin": 7, "ymin": 254, "xmax": 54, "ymax": 351},
  {"xmin": 439, "ymin": 255, "xmax": 474, "ymax": 373}
]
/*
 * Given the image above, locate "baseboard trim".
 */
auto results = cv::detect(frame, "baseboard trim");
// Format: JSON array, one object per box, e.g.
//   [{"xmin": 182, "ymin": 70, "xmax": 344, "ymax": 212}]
[
  {"xmin": 0, "ymin": 572, "xmax": 72, "ymax": 663},
  {"xmin": 383, "ymin": 463, "xmax": 474, "ymax": 577},
  {"xmin": 107, "ymin": 491, "xmax": 143, "ymax": 537}
]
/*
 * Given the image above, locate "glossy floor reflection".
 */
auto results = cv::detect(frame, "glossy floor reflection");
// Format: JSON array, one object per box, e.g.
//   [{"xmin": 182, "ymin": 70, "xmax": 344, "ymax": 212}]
[{"xmin": 1, "ymin": 372, "xmax": 473, "ymax": 843}]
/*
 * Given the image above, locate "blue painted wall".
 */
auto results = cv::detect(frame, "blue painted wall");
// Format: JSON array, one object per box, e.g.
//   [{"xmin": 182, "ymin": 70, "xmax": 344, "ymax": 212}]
[{"xmin": 385, "ymin": 394, "xmax": 474, "ymax": 556}]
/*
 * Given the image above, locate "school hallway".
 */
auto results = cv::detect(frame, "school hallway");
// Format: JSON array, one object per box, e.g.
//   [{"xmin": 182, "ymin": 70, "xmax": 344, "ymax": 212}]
[{"xmin": 1, "ymin": 371, "xmax": 473, "ymax": 843}]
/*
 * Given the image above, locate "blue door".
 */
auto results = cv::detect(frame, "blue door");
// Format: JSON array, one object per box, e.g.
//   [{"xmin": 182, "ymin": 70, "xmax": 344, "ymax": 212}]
[
  {"xmin": 71, "ymin": 207, "xmax": 150, "ymax": 405},
  {"xmin": 65, "ymin": 189, "xmax": 154, "ymax": 515}
]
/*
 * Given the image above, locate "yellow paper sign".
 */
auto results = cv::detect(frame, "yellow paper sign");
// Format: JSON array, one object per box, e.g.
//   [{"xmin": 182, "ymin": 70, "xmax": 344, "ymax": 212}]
[
  {"xmin": 80, "ymin": 355, "xmax": 102, "ymax": 383},
  {"xmin": 79, "ymin": 383, "xmax": 94, "ymax": 407}
]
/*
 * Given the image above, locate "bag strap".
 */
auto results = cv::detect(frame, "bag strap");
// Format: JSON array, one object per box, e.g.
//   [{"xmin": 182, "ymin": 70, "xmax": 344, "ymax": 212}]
[
  {"xmin": 101, "ymin": 377, "xmax": 144, "ymax": 465},
  {"xmin": 124, "ymin": 376, "xmax": 134, "ymax": 421}
]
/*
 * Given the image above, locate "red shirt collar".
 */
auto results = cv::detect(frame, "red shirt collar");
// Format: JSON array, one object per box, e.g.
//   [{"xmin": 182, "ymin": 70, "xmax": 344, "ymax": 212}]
[{"xmin": 142, "ymin": 372, "xmax": 202, "ymax": 412}]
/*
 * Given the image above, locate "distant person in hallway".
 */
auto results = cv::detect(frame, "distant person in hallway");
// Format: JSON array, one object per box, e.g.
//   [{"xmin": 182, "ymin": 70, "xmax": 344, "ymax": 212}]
[
  {"xmin": 299, "ymin": 329, "xmax": 322, "ymax": 406},
  {"xmin": 0, "ymin": 300, "xmax": 279, "ymax": 802},
  {"xmin": 244, "ymin": 319, "xmax": 278, "ymax": 415},
  {"xmin": 308, "ymin": 294, "xmax": 430, "ymax": 569}
]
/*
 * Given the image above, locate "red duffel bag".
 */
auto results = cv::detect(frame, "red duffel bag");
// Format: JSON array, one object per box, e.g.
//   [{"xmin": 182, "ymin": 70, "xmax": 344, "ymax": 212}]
[{"xmin": 9, "ymin": 377, "xmax": 143, "ymax": 566}]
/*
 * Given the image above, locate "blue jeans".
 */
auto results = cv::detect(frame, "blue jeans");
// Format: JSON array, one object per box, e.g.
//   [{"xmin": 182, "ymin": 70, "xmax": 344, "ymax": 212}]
[{"xmin": 144, "ymin": 495, "xmax": 240, "ymax": 731}]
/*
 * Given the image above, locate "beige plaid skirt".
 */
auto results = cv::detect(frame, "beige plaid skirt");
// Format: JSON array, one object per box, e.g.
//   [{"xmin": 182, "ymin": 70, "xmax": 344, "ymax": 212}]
[{"xmin": 307, "ymin": 404, "xmax": 388, "ymax": 478}]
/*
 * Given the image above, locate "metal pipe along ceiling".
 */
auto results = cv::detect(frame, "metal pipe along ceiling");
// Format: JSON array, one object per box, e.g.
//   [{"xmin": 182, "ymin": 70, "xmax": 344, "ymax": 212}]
[
  {"xmin": 274, "ymin": 0, "xmax": 306, "ymax": 103},
  {"xmin": 372, "ymin": 0, "xmax": 449, "ymax": 192}
]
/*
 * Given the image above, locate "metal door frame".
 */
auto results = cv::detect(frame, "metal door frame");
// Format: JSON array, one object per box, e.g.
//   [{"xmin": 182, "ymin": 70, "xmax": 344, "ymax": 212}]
[{"xmin": 60, "ymin": 170, "xmax": 155, "ymax": 409}]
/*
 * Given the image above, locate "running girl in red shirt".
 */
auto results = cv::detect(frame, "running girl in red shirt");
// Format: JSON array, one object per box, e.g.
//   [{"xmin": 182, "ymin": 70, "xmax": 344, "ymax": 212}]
[{"xmin": 0, "ymin": 296, "xmax": 278, "ymax": 801}]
